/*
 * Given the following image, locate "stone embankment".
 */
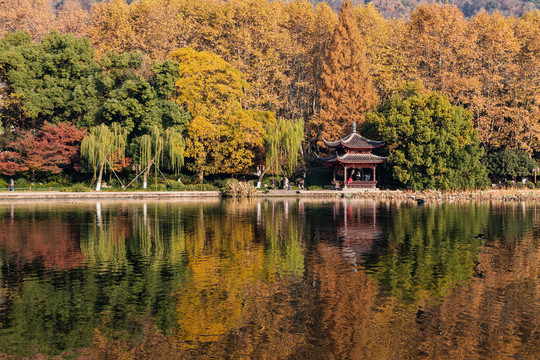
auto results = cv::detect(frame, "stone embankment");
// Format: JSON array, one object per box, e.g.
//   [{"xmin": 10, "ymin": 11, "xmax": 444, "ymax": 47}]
[
  {"xmin": 1, "ymin": 189, "xmax": 539, "ymax": 202},
  {"xmin": 0, "ymin": 191, "xmax": 222, "ymax": 201},
  {"xmin": 341, "ymin": 189, "xmax": 540, "ymax": 202},
  {"xmin": 259, "ymin": 188, "xmax": 540, "ymax": 202}
]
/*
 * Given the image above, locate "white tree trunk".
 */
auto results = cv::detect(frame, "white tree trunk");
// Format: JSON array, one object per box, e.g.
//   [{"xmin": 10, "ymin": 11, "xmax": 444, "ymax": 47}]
[
  {"xmin": 142, "ymin": 159, "xmax": 154, "ymax": 189},
  {"xmin": 95, "ymin": 162, "xmax": 105, "ymax": 191},
  {"xmin": 257, "ymin": 168, "xmax": 266, "ymax": 189}
]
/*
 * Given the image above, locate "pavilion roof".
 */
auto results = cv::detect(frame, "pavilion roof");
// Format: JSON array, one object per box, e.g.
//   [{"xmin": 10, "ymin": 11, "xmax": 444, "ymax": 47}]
[
  {"xmin": 322, "ymin": 132, "xmax": 385, "ymax": 150},
  {"xmin": 317, "ymin": 153, "xmax": 387, "ymax": 164}
]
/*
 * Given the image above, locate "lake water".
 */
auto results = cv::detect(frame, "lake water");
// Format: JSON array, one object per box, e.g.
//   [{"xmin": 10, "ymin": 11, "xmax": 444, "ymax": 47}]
[{"xmin": 0, "ymin": 199, "xmax": 538, "ymax": 359}]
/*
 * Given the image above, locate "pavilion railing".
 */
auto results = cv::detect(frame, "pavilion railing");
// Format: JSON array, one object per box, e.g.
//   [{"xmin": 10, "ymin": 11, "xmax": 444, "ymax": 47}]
[{"xmin": 333, "ymin": 180, "xmax": 378, "ymax": 189}]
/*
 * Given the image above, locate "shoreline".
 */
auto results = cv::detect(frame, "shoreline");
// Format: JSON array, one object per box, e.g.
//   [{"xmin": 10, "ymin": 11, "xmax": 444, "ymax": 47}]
[
  {"xmin": 1, "ymin": 189, "xmax": 540, "ymax": 202},
  {"xmin": 0, "ymin": 190, "xmax": 222, "ymax": 200}
]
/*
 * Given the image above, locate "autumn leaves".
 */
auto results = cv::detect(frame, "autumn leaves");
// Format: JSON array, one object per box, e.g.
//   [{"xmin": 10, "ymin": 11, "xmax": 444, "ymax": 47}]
[{"xmin": 0, "ymin": 0, "xmax": 538, "ymax": 188}]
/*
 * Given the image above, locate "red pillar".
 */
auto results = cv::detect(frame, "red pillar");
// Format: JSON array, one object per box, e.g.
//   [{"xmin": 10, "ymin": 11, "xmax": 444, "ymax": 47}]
[
  {"xmin": 344, "ymin": 165, "xmax": 348, "ymax": 188},
  {"xmin": 373, "ymin": 164, "xmax": 377, "ymax": 182}
]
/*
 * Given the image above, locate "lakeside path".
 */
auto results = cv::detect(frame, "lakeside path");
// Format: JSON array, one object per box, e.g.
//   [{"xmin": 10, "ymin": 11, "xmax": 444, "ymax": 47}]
[
  {"xmin": 2, "ymin": 189, "xmax": 540, "ymax": 201},
  {"xmin": 0, "ymin": 191, "xmax": 222, "ymax": 201}
]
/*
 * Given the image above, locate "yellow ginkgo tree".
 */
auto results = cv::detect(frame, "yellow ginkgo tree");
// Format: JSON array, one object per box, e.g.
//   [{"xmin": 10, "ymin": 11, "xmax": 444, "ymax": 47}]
[{"xmin": 169, "ymin": 47, "xmax": 266, "ymax": 183}]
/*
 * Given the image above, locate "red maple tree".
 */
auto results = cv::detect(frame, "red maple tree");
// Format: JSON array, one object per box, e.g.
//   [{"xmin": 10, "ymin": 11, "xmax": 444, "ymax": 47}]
[
  {"xmin": 0, "ymin": 151, "xmax": 28, "ymax": 175},
  {"xmin": 0, "ymin": 122, "xmax": 87, "ymax": 177}
]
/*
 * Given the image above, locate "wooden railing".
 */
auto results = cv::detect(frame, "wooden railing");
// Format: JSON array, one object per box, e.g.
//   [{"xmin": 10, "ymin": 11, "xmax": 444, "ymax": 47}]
[{"xmin": 333, "ymin": 180, "xmax": 378, "ymax": 188}]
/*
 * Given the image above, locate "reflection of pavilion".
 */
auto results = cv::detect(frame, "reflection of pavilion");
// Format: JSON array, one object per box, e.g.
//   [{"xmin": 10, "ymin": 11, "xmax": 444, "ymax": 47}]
[{"xmin": 335, "ymin": 201, "xmax": 382, "ymax": 264}]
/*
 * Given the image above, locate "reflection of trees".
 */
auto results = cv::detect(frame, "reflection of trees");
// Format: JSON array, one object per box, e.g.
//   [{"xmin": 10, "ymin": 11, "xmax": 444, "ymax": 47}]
[
  {"xmin": 174, "ymin": 199, "xmax": 305, "ymax": 355},
  {"xmin": 0, "ymin": 207, "xmax": 86, "ymax": 270},
  {"xmin": 360, "ymin": 203, "xmax": 540, "ymax": 359},
  {"xmin": 88, "ymin": 199, "xmax": 307, "ymax": 359},
  {"xmin": 414, "ymin": 204, "xmax": 540, "ymax": 359},
  {"xmin": 0, "ymin": 275, "xmax": 98, "ymax": 356},
  {"xmin": 80, "ymin": 203, "xmax": 192, "ymax": 338},
  {"xmin": 370, "ymin": 203, "xmax": 488, "ymax": 304},
  {"xmin": 0, "ymin": 204, "xmax": 91, "ymax": 356},
  {"xmin": 2, "ymin": 200, "xmax": 538, "ymax": 359},
  {"xmin": 0, "ymin": 202, "xmax": 192, "ymax": 357},
  {"xmin": 486, "ymin": 201, "xmax": 540, "ymax": 242},
  {"xmin": 292, "ymin": 200, "xmax": 429, "ymax": 359},
  {"xmin": 263, "ymin": 200, "xmax": 304, "ymax": 277},
  {"xmin": 307, "ymin": 243, "xmax": 377, "ymax": 359},
  {"xmin": 187, "ymin": 200, "xmax": 305, "ymax": 359},
  {"xmin": 0, "ymin": 200, "xmax": 310, "ymax": 357},
  {"xmin": 80, "ymin": 204, "xmax": 130, "ymax": 271}
]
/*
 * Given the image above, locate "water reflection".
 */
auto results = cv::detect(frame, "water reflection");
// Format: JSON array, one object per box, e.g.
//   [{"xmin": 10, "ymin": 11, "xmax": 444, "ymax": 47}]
[
  {"xmin": 0, "ymin": 200, "xmax": 537, "ymax": 359},
  {"xmin": 370, "ymin": 203, "xmax": 488, "ymax": 304}
]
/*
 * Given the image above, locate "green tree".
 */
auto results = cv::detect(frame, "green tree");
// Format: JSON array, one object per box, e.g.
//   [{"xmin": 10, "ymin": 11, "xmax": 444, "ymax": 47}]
[
  {"xmin": 0, "ymin": 31, "xmax": 97, "ymax": 130},
  {"xmin": 313, "ymin": 0, "xmax": 378, "ymax": 142},
  {"xmin": 487, "ymin": 149, "xmax": 538, "ymax": 183},
  {"xmin": 138, "ymin": 125, "xmax": 185, "ymax": 189},
  {"xmin": 90, "ymin": 51, "xmax": 190, "ymax": 139},
  {"xmin": 265, "ymin": 117, "xmax": 304, "ymax": 180},
  {"xmin": 81, "ymin": 123, "xmax": 127, "ymax": 191},
  {"xmin": 0, "ymin": 32, "xmax": 189, "ymax": 146},
  {"xmin": 366, "ymin": 88, "xmax": 489, "ymax": 190}
]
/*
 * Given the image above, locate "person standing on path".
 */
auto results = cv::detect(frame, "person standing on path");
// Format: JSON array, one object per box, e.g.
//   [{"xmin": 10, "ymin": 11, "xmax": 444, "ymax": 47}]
[{"xmin": 10, "ymin": 178, "xmax": 14, "ymax": 192}]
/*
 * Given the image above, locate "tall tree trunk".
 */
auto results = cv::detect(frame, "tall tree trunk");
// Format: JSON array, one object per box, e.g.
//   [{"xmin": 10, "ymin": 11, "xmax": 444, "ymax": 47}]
[
  {"xmin": 95, "ymin": 161, "xmax": 105, "ymax": 191},
  {"xmin": 257, "ymin": 168, "xmax": 266, "ymax": 189},
  {"xmin": 199, "ymin": 168, "xmax": 204, "ymax": 184},
  {"xmin": 142, "ymin": 157, "xmax": 155, "ymax": 189},
  {"xmin": 143, "ymin": 171, "xmax": 148, "ymax": 189}
]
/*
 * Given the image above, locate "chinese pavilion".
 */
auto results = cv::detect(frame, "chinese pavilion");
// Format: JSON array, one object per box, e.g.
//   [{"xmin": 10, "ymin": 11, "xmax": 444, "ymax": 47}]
[{"xmin": 318, "ymin": 122, "xmax": 386, "ymax": 189}]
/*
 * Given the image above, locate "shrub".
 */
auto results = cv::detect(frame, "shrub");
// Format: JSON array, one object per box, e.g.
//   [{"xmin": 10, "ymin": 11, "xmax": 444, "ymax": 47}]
[
  {"xmin": 261, "ymin": 176, "xmax": 283, "ymax": 189},
  {"xmin": 42, "ymin": 174, "xmax": 70, "ymax": 185},
  {"xmin": 70, "ymin": 183, "xmax": 90, "ymax": 192},
  {"xmin": 526, "ymin": 182, "xmax": 535, "ymax": 189},
  {"xmin": 179, "ymin": 174, "xmax": 200, "ymax": 185},
  {"xmin": 307, "ymin": 185, "xmax": 322, "ymax": 190},
  {"xmin": 14, "ymin": 178, "xmax": 29, "ymax": 187},
  {"xmin": 41, "ymin": 181, "xmax": 62, "ymax": 188},
  {"xmin": 223, "ymin": 179, "xmax": 257, "ymax": 197},
  {"xmin": 166, "ymin": 181, "xmax": 186, "ymax": 191},
  {"xmin": 150, "ymin": 184, "xmax": 167, "ymax": 191},
  {"xmin": 184, "ymin": 184, "xmax": 218, "ymax": 191},
  {"xmin": 108, "ymin": 178, "xmax": 124, "ymax": 188}
]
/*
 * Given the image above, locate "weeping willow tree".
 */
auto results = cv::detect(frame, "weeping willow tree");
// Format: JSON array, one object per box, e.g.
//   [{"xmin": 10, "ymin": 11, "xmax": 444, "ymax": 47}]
[
  {"xmin": 81, "ymin": 123, "xmax": 127, "ymax": 191},
  {"xmin": 265, "ymin": 118, "xmax": 304, "ymax": 186},
  {"xmin": 139, "ymin": 126, "xmax": 185, "ymax": 188}
]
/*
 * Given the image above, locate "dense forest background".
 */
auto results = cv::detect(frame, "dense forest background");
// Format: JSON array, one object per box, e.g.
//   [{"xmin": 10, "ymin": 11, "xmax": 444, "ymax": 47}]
[
  {"xmin": 0, "ymin": 0, "xmax": 538, "ymax": 189},
  {"xmin": 314, "ymin": 0, "xmax": 539, "ymax": 17},
  {"xmin": 4, "ymin": 0, "xmax": 539, "ymax": 19}
]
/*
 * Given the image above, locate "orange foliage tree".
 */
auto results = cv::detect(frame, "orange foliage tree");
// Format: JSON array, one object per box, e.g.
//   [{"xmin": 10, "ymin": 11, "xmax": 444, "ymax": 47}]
[
  {"xmin": 312, "ymin": 0, "xmax": 378, "ymax": 143},
  {"xmin": 0, "ymin": 0, "xmax": 538, "ymax": 161}
]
